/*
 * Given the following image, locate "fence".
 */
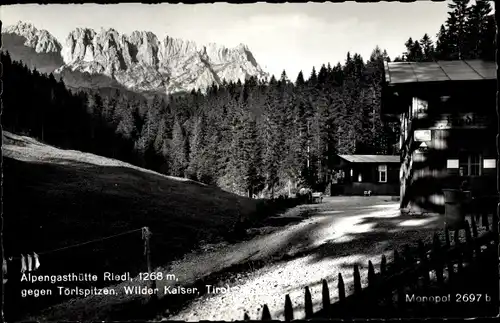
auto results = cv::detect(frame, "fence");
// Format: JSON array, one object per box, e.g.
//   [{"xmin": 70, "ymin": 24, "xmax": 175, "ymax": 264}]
[
  {"xmin": 247, "ymin": 212, "xmax": 499, "ymax": 320},
  {"xmin": 3, "ymin": 227, "xmax": 155, "ymax": 322}
]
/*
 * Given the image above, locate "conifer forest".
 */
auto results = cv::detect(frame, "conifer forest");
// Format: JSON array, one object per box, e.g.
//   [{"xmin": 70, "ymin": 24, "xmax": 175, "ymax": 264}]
[{"xmin": 2, "ymin": 0, "xmax": 495, "ymax": 197}]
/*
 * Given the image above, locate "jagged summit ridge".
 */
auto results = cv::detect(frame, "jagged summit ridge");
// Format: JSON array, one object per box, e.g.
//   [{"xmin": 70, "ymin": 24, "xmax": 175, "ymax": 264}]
[
  {"xmin": 3, "ymin": 21, "xmax": 268, "ymax": 94},
  {"xmin": 60, "ymin": 27, "xmax": 267, "ymax": 93},
  {"xmin": 3, "ymin": 21, "xmax": 62, "ymax": 53}
]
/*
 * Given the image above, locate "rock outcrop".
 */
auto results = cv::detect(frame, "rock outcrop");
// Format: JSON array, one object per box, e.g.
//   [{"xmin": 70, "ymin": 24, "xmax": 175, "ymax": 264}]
[{"xmin": 2, "ymin": 21, "xmax": 268, "ymax": 94}]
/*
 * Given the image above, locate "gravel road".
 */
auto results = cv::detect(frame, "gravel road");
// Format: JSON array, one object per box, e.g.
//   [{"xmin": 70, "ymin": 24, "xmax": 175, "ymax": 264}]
[
  {"xmin": 164, "ymin": 196, "xmax": 451, "ymax": 321},
  {"xmin": 32, "ymin": 196, "xmax": 484, "ymax": 322}
]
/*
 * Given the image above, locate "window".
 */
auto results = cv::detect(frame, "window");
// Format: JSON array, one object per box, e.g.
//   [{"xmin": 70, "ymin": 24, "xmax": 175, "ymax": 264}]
[
  {"xmin": 378, "ymin": 165, "xmax": 388, "ymax": 183},
  {"xmin": 459, "ymin": 153, "xmax": 482, "ymax": 176}
]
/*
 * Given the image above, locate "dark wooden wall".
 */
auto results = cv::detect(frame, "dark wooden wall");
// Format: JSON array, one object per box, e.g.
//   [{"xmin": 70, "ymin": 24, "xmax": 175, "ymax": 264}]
[{"xmin": 338, "ymin": 162, "xmax": 400, "ymax": 196}]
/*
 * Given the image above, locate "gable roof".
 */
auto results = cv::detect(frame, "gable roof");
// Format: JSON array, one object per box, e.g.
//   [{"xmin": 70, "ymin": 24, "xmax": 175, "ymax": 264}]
[
  {"xmin": 338, "ymin": 155, "xmax": 400, "ymax": 163},
  {"xmin": 384, "ymin": 60, "xmax": 496, "ymax": 85}
]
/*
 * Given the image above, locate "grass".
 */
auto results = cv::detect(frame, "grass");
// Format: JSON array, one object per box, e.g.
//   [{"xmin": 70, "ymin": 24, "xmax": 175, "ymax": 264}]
[{"xmin": 2, "ymin": 131, "xmax": 264, "ymax": 321}]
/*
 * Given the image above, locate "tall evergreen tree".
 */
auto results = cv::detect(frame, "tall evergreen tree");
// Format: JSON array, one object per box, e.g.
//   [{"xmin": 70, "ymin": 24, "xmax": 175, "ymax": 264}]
[
  {"xmin": 466, "ymin": 0, "xmax": 493, "ymax": 59},
  {"xmin": 445, "ymin": 0, "xmax": 470, "ymax": 59},
  {"xmin": 420, "ymin": 34, "xmax": 436, "ymax": 61},
  {"xmin": 170, "ymin": 118, "xmax": 189, "ymax": 178},
  {"xmin": 435, "ymin": 24, "xmax": 453, "ymax": 59},
  {"xmin": 295, "ymin": 70, "xmax": 306, "ymax": 87},
  {"xmin": 187, "ymin": 114, "xmax": 207, "ymax": 181},
  {"xmin": 241, "ymin": 113, "xmax": 264, "ymax": 197}
]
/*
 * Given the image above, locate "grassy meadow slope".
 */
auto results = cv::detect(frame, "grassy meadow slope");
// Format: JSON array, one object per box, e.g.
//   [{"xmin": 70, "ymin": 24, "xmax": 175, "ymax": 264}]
[{"xmin": 2, "ymin": 131, "xmax": 258, "ymax": 319}]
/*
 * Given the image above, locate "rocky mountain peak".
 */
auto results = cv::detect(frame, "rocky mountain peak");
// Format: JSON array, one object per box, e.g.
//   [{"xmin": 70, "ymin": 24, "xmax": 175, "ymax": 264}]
[
  {"xmin": 3, "ymin": 20, "xmax": 62, "ymax": 53},
  {"xmin": 3, "ymin": 21, "xmax": 269, "ymax": 94}
]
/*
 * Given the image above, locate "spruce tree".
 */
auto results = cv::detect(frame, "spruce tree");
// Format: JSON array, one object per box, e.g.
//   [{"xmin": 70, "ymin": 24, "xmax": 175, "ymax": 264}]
[
  {"xmin": 170, "ymin": 118, "xmax": 189, "ymax": 178},
  {"xmin": 466, "ymin": 0, "xmax": 493, "ymax": 59},
  {"xmin": 435, "ymin": 24, "xmax": 452, "ymax": 59},
  {"xmin": 445, "ymin": 0, "xmax": 471, "ymax": 59},
  {"xmin": 420, "ymin": 34, "xmax": 436, "ymax": 61},
  {"xmin": 187, "ymin": 114, "xmax": 207, "ymax": 181}
]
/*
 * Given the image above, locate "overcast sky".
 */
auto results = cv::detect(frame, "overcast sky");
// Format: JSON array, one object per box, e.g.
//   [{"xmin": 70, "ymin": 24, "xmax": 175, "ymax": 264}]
[{"xmin": 1, "ymin": 2, "xmax": 493, "ymax": 80}]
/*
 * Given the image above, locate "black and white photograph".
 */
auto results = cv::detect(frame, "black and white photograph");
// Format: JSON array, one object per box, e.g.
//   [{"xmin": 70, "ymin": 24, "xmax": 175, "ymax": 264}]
[{"xmin": 1, "ymin": 1, "xmax": 498, "ymax": 321}]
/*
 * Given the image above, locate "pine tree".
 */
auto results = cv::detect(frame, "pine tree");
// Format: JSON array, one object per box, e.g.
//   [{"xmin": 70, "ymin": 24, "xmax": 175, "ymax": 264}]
[
  {"xmin": 295, "ymin": 70, "xmax": 306, "ymax": 87},
  {"xmin": 309, "ymin": 67, "xmax": 318, "ymax": 86},
  {"xmin": 445, "ymin": 0, "xmax": 471, "ymax": 59},
  {"xmin": 435, "ymin": 24, "xmax": 452, "ymax": 59},
  {"xmin": 466, "ymin": 0, "xmax": 493, "ymax": 59},
  {"xmin": 137, "ymin": 95, "xmax": 163, "ymax": 166},
  {"xmin": 241, "ymin": 113, "xmax": 264, "ymax": 197},
  {"xmin": 332, "ymin": 63, "xmax": 344, "ymax": 85},
  {"xmin": 262, "ymin": 77, "xmax": 283, "ymax": 198},
  {"xmin": 404, "ymin": 38, "xmax": 414, "ymax": 61},
  {"xmin": 420, "ymin": 34, "xmax": 436, "ymax": 61},
  {"xmin": 369, "ymin": 46, "xmax": 383, "ymax": 63},
  {"xmin": 479, "ymin": 14, "xmax": 496, "ymax": 61},
  {"xmin": 170, "ymin": 118, "xmax": 189, "ymax": 178},
  {"xmin": 187, "ymin": 114, "xmax": 207, "ymax": 181},
  {"xmin": 412, "ymin": 41, "xmax": 425, "ymax": 62},
  {"xmin": 317, "ymin": 64, "xmax": 328, "ymax": 85},
  {"xmin": 116, "ymin": 103, "xmax": 140, "ymax": 141},
  {"xmin": 382, "ymin": 49, "xmax": 391, "ymax": 62}
]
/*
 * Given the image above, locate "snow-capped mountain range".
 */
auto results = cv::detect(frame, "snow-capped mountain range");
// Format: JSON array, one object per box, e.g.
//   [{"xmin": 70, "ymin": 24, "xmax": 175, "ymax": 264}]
[{"xmin": 2, "ymin": 21, "xmax": 269, "ymax": 94}]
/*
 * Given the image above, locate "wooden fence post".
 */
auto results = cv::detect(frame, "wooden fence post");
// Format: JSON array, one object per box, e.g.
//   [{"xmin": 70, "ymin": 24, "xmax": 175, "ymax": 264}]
[
  {"xmin": 380, "ymin": 254, "xmax": 391, "ymax": 308},
  {"xmin": 482, "ymin": 212, "xmax": 489, "ymax": 230},
  {"xmin": 304, "ymin": 286, "xmax": 313, "ymax": 319},
  {"xmin": 446, "ymin": 253, "xmax": 454, "ymax": 286},
  {"xmin": 367, "ymin": 260, "xmax": 380, "ymax": 317},
  {"xmin": 337, "ymin": 273, "xmax": 346, "ymax": 318},
  {"xmin": 338, "ymin": 273, "xmax": 346, "ymax": 303},
  {"xmin": 397, "ymin": 279, "xmax": 405, "ymax": 316},
  {"xmin": 321, "ymin": 279, "xmax": 330, "ymax": 315},
  {"xmin": 353, "ymin": 265, "xmax": 362, "ymax": 295},
  {"xmin": 402, "ymin": 245, "xmax": 410, "ymax": 267},
  {"xmin": 452, "ymin": 227, "xmax": 463, "ymax": 276},
  {"xmin": 493, "ymin": 205, "xmax": 499, "ymax": 243},
  {"xmin": 368, "ymin": 261, "xmax": 376, "ymax": 287},
  {"xmin": 418, "ymin": 240, "xmax": 430, "ymax": 289},
  {"xmin": 284, "ymin": 294, "xmax": 294, "ymax": 321},
  {"xmin": 393, "ymin": 249, "xmax": 401, "ymax": 271},
  {"xmin": 393, "ymin": 248, "xmax": 405, "ymax": 314},
  {"xmin": 261, "ymin": 304, "xmax": 271, "ymax": 320},
  {"xmin": 473, "ymin": 210, "xmax": 480, "ymax": 228},
  {"xmin": 403, "ymin": 245, "xmax": 415, "ymax": 291},
  {"xmin": 471, "ymin": 215, "xmax": 478, "ymax": 238},
  {"xmin": 380, "ymin": 255, "xmax": 387, "ymax": 275},
  {"xmin": 445, "ymin": 227, "xmax": 451, "ymax": 249},
  {"xmin": 432, "ymin": 233, "xmax": 444, "ymax": 285},
  {"xmin": 464, "ymin": 220, "xmax": 473, "ymax": 261},
  {"xmin": 143, "ymin": 227, "xmax": 157, "ymax": 301},
  {"xmin": 453, "ymin": 228, "xmax": 460, "ymax": 247}
]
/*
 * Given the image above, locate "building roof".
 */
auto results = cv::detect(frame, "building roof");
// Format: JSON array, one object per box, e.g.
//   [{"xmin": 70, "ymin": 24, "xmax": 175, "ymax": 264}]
[
  {"xmin": 384, "ymin": 60, "xmax": 496, "ymax": 85},
  {"xmin": 338, "ymin": 155, "xmax": 400, "ymax": 163}
]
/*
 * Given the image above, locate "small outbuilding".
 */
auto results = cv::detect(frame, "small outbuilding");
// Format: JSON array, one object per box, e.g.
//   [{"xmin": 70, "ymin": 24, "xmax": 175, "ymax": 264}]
[{"xmin": 329, "ymin": 154, "xmax": 400, "ymax": 196}]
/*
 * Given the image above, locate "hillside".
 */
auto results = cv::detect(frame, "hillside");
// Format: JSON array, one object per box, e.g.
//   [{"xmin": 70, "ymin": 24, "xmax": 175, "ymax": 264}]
[{"xmin": 2, "ymin": 131, "xmax": 259, "ymax": 320}]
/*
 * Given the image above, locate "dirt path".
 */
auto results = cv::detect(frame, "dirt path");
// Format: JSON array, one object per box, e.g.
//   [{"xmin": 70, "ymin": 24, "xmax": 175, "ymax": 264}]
[
  {"xmin": 163, "ymin": 196, "xmax": 447, "ymax": 321},
  {"xmin": 29, "ymin": 196, "xmax": 447, "ymax": 322}
]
